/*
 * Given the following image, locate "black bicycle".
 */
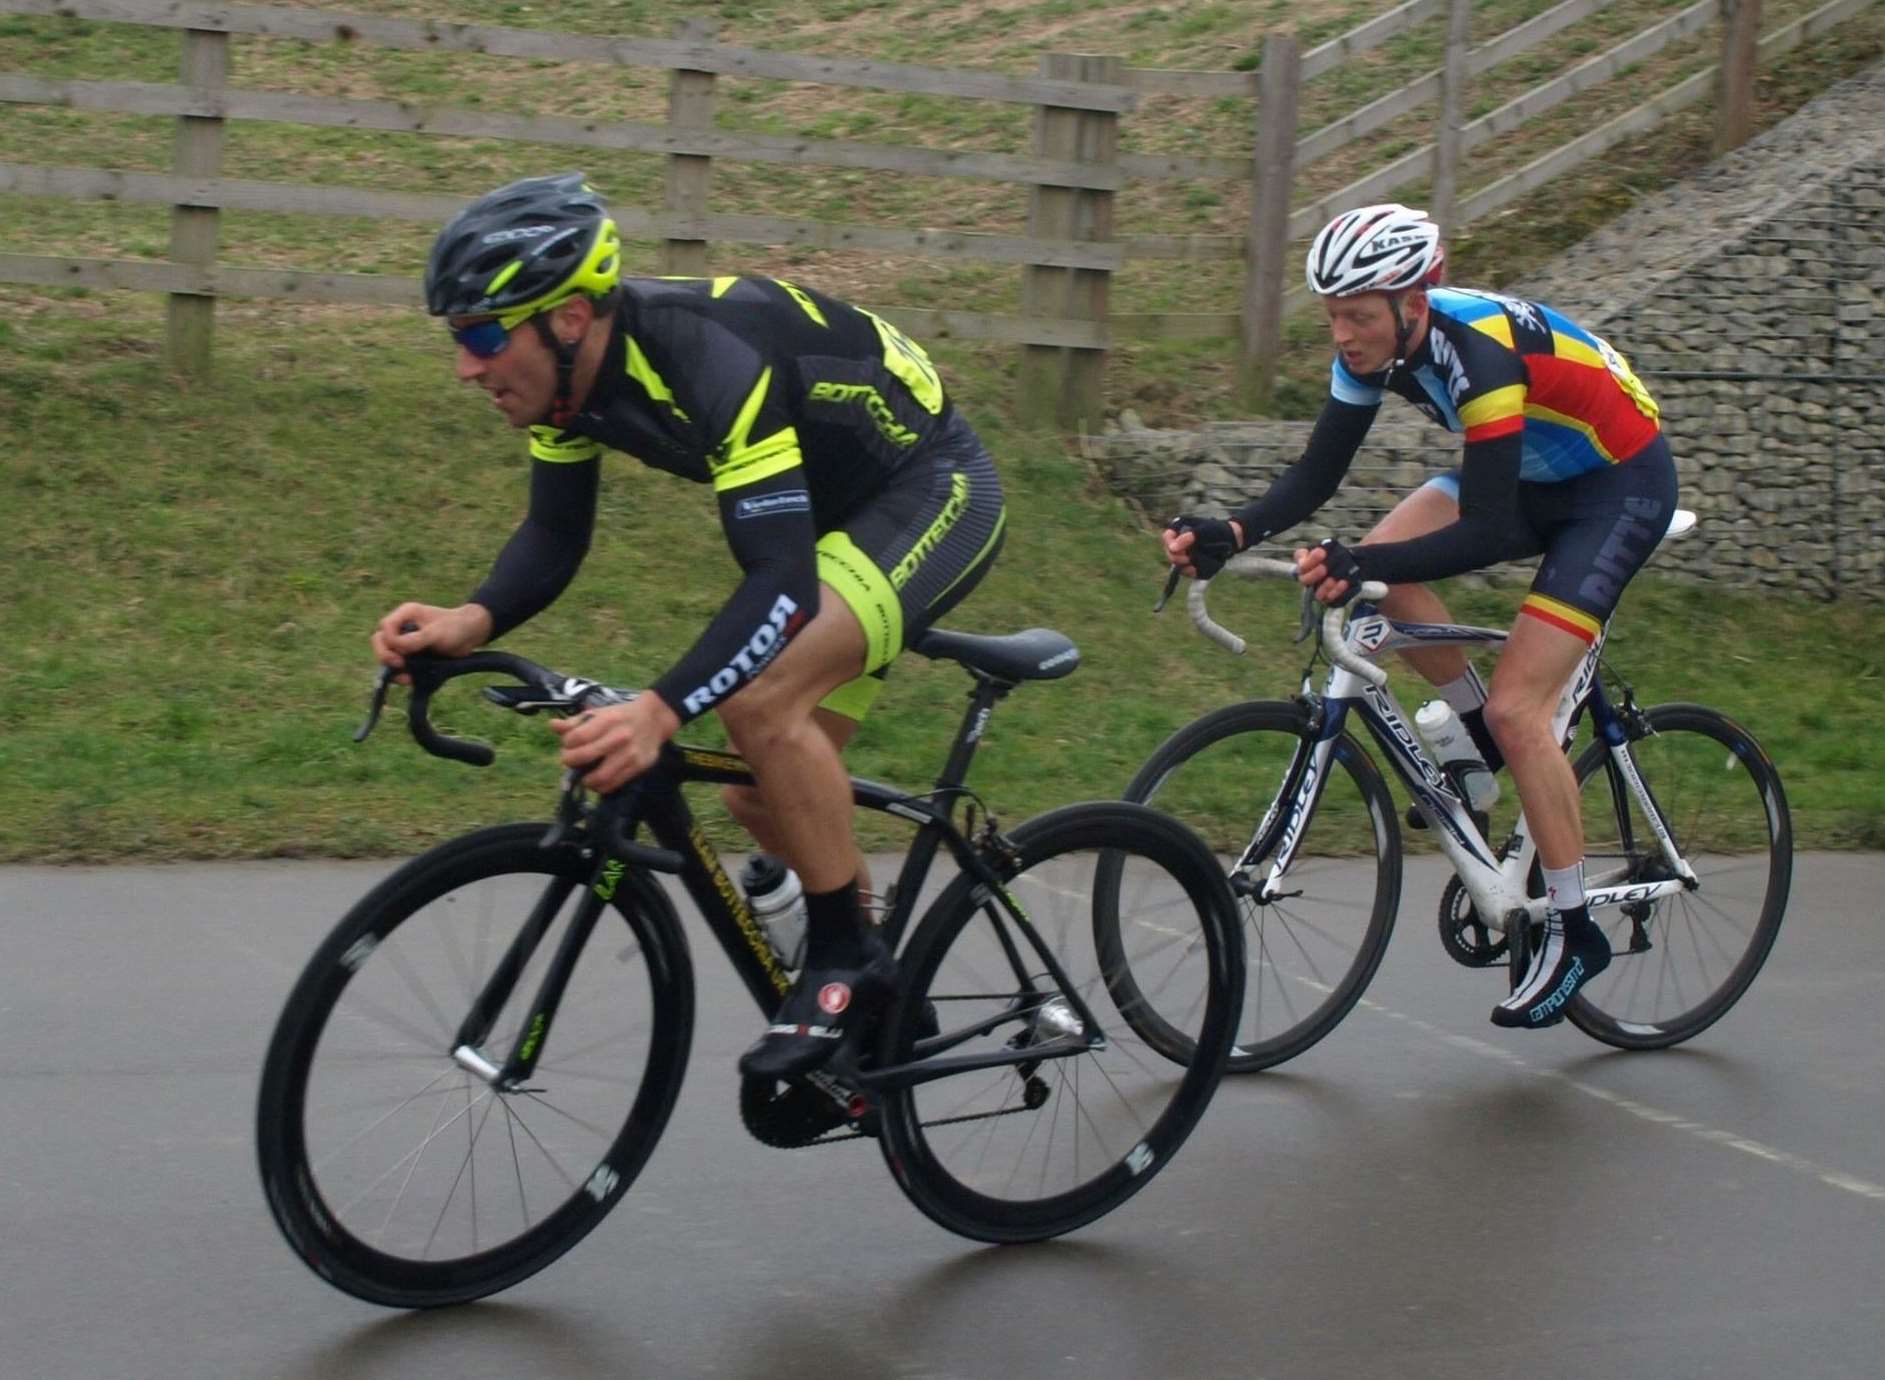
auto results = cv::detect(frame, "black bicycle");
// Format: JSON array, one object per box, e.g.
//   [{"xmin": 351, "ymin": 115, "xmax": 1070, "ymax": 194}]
[{"xmin": 256, "ymin": 625, "xmax": 1243, "ymax": 1308}]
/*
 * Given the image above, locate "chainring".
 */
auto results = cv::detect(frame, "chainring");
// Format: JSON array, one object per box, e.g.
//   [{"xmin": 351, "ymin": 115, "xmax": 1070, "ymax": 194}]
[
  {"xmin": 737, "ymin": 1074, "xmax": 856, "ymax": 1148},
  {"xmin": 1437, "ymin": 874, "xmax": 1507, "ymax": 968}
]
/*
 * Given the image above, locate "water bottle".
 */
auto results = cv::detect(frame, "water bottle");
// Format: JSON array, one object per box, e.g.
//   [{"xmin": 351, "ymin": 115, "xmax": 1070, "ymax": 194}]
[
  {"xmin": 1414, "ymin": 700, "xmax": 1501, "ymax": 811},
  {"xmin": 739, "ymin": 854, "xmax": 807, "ymax": 969}
]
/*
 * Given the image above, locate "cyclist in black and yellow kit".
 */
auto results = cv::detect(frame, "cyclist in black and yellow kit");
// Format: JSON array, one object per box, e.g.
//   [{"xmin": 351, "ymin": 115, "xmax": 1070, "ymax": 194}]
[
  {"xmin": 1165, "ymin": 204, "xmax": 1678, "ymax": 1029},
  {"xmin": 371, "ymin": 173, "xmax": 1005, "ymax": 1078}
]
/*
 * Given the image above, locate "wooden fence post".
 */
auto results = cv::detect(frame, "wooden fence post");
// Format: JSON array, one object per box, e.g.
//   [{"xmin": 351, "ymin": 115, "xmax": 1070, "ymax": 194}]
[
  {"xmin": 1431, "ymin": 0, "xmax": 1472, "ymax": 233},
  {"xmin": 662, "ymin": 18, "xmax": 717, "ymax": 275},
  {"xmin": 1242, "ymin": 34, "xmax": 1301, "ymax": 410},
  {"xmin": 165, "ymin": 28, "xmax": 228, "ymax": 378},
  {"xmin": 1715, "ymin": 0, "xmax": 1762, "ymax": 155},
  {"xmin": 1020, "ymin": 53, "xmax": 1119, "ymax": 433}
]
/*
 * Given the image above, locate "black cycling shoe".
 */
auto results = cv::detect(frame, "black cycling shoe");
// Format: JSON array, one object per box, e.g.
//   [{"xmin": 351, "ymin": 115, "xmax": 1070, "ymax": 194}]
[
  {"xmin": 1491, "ymin": 907, "xmax": 1610, "ymax": 1029},
  {"xmin": 738, "ymin": 946, "xmax": 899, "ymax": 1080}
]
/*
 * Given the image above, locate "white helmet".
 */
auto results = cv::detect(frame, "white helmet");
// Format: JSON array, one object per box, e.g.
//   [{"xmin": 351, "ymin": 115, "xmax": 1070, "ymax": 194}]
[{"xmin": 1306, "ymin": 204, "xmax": 1445, "ymax": 297}]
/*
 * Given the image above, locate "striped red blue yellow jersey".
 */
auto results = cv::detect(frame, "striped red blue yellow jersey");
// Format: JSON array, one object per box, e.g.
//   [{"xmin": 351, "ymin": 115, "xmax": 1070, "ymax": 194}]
[{"xmin": 1329, "ymin": 287, "xmax": 1661, "ymax": 481}]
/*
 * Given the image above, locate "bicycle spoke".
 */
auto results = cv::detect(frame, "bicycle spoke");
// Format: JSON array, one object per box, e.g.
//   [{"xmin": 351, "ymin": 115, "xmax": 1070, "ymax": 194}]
[
  {"xmin": 308, "ymin": 1065, "xmax": 465, "ymax": 1178},
  {"xmin": 1570, "ymin": 708, "xmax": 1789, "ymax": 1047},
  {"xmin": 884, "ymin": 808, "xmax": 1236, "ymax": 1241},
  {"xmin": 422, "ymin": 1084, "xmax": 498, "ymax": 1259},
  {"xmin": 354, "ymin": 1082, "xmax": 485, "ymax": 1242}
]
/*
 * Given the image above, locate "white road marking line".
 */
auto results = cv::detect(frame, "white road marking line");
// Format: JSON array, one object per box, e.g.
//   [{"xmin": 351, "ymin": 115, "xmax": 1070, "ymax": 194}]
[{"xmin": 1352, "ymin": 994, "xmax": 1885, "ymax": 1205}]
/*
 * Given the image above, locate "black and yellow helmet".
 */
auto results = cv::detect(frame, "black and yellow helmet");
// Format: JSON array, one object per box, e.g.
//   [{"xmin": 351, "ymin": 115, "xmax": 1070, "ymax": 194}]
[{"xmin": 424, "ymin": 172, "xmax": 621, "ymax": 324}]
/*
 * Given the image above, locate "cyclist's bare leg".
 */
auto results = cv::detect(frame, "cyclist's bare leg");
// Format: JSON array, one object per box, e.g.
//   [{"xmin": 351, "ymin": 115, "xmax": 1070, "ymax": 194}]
[
  {"xmin": 1484, "ymin": 614, "xmax": 1590, "ymax": 870},
  {"xmin": 715, "ymin": 584, "xmax": 870, "ymax": 896},
  {"xmin": 1486, "ymin": 611, "xmax": 1610, "ymax": 1027},
  {"xmin": 727, "ymin": 586, "xmax": 907, "ymax": 1076},
  {"xmin": 1361, "ymin": 485, "xmax": 1470, "ymax": 685},
  {"xmin": 721, "ymin": 707, "xmax": 872, "ymax": 900}
]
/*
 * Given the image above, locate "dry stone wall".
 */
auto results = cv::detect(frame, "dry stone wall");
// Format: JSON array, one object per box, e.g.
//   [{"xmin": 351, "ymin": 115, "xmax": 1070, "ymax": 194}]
[{"xmin": 1089, "ymin": 64, "xmax": 1885, "ymax": 600}]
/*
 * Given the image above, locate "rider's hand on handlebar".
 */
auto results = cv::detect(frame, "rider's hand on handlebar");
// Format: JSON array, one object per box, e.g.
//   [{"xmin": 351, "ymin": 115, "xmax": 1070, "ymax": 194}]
[
  {"xmin": 548, "ymin": 695, "xmax": 681, "ymax": 795},
  {"xmin": 1163, "ymin": 515, "xmax": 1244, "ymax": 580},
  {"xmin": 1294, "ymin": 537, "xmax": 1366, "ymax": 608},
  {"xmin": 371, "ymin": 603, "xmax": 495, "ymax": 683}
]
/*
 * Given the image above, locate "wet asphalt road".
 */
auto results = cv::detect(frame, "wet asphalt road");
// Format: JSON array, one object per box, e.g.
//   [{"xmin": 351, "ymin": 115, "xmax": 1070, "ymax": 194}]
[{"xmin": 2, "ymin": 853, "xmax": 1880, "ymax": 1380}]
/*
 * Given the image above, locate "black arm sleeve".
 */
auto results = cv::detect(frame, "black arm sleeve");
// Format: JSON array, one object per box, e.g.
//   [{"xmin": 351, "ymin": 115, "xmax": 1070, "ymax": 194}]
[
  {"xmin": 1349, "ymin": 433, "xmax": 1542, "ymax": 587},
  {"xmin": 468, "ymin": 457, "xmax": 599, "ymax": 640},
  {"xmin": 649, "ymin": 469, "xmax": 822, "ymax": 725},
  {"xmin": 1231, "ymin": 398, "xmax": 1378, "ymax": 544}
]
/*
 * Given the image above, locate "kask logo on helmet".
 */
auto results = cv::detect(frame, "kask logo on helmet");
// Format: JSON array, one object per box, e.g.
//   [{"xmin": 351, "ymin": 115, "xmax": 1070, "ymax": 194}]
[{"xmin": 481, "ymin": 225, "xmax": 558, "ymax": 244}]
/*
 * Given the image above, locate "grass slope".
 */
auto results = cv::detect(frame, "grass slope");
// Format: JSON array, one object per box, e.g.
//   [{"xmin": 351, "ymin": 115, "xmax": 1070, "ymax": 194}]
[
  {"xmin": 1, "ymin": 4, "xmax": 1881, "ymax": 859},
  {"xmin": 2, "ymin": 291, "xmax": 1881, "ymax": 861}
]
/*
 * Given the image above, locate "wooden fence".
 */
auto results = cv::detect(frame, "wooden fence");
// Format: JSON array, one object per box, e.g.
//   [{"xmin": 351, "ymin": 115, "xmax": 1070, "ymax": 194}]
[{"xmin": 1, "ymin": 0, "xmax": 1877, "ymax": 427}]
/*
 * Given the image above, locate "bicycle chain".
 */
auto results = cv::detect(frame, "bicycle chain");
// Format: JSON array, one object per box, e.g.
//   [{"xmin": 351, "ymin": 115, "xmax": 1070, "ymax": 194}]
[{"xmin": 738, "ymin": 1076, "xmax": 1044, "ymax": 1148}]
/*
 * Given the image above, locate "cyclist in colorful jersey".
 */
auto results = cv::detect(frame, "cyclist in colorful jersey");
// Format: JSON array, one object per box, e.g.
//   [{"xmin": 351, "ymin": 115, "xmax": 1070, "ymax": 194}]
[
  {"xmin": 370, "ymin": 173, "xmax": 1006, "ymax": 1076},
  {"xmin": 1164, "ymin": 203, "xmax": 1677, "ymax": 1029}
]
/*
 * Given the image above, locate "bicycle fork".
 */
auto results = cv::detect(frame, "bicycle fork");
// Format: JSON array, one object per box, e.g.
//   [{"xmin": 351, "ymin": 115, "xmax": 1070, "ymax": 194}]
[
  {"xmin": 1225, "ymin": 699, "xmax": 1345, "ymax": 905},
  {"xmin": 450, "ymin": 865, "xmax": 613, "ymax": 1090}
]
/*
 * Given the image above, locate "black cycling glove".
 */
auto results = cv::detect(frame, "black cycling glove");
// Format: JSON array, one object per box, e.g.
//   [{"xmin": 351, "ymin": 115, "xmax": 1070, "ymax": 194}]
[
  {"xmin": 1166, "ymin": 515, "xmax": 1240, "ymax": 580},
  {"xmin": 1311, "ymin": 536, "xmax": 1367, "ymax": 607}
]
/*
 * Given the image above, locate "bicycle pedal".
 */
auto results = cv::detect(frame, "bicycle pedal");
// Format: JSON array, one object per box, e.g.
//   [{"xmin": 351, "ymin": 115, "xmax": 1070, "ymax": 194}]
[{"xmin": 843, "ymin": 1090, "xmax": 881, "ymax": 1136}]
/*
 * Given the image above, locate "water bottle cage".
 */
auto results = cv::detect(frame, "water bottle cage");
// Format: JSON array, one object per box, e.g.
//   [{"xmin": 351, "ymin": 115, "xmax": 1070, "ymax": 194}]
[{"xmin": 1441, "ymin": 757, "xmax": 1499, "ymax": 813}]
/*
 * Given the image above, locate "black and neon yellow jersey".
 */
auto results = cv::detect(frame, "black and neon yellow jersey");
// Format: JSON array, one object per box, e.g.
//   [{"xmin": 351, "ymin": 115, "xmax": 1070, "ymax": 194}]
[
  {"xmin": 529, "ymin": 275, "xmax": 952, "ymax": 514},
  {"xmin": 468, "ymin": 274, "xmax": 961, "ymax": 724}
]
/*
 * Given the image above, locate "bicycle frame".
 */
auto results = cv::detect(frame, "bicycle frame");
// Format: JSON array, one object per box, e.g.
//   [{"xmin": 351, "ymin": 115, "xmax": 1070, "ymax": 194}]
[
  {"xmin": 441, "ymin": 665, "xmax": 1110, "ymax": 1102},
  {"xmin": 1201, "ymin": 575, "xmax": 1698, "ymax": 938}
]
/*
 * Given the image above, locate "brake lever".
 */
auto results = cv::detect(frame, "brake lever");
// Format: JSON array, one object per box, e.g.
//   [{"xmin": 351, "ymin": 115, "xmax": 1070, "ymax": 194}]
[
  {"xmin": 354, "ymin": 665, "xmax": 395, "ymax": 742},
  {"xmin": 1153, "ymin": 565, "xmax": 1183, "ymax": 613},
  {"xmin": 1294, "ymin": 585, "xmax": 1319, "ymax": 644},
  {"xmin": 358, "ymin": 619, "xmax": 421, "ymax": 742}
]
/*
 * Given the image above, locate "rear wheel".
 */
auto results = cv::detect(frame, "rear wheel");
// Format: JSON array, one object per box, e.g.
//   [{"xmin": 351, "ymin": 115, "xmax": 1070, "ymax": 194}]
[
  {"xmin": 1566, "ymin": 704, "xmax": 1791, "ymax": 1049},
  {"xmin": 878, "ymin": 803, "xmax": 1240, "ymax": 1242},
  {"xmin": 257, "ymin": 824, "xmax": 694, "ymax": 1307}
]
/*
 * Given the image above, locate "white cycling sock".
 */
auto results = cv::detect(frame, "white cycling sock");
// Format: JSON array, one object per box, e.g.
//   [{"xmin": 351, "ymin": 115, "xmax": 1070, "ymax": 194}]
[{"xmin": 1542, "ymin": 861, "xmax": 1586, "ymax": 912}]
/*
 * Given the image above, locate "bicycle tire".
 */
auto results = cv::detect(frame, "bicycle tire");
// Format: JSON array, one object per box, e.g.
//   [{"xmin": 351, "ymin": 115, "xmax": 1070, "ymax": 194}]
[
  {"xmin": 876, "ymin": 802, "xmax": 1241, "ymax": 1243},
  {"xmin": 1564, "ymin": 703, "xmax": 1792, "ymax": 1050},
  {"xmin": 1119, "ymin": 700, "xmax": 1401, "ymax": 1072},
  {"xmin": 257, "ymin": 824, "xmax": 694, "ymax": 1308}
]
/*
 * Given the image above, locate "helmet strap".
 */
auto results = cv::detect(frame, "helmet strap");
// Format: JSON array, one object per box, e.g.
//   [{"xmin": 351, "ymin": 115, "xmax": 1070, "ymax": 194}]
[
  {"xmin": 1386, "ymin": 291, "xmax": 1417, "ymax": 382},
  {"xmin": 531, "ymin": 311, "xmax": 581, "ymax": 428}
]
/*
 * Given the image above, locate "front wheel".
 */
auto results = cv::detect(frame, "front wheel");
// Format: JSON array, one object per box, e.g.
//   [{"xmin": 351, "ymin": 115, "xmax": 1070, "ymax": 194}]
[
  {"xmin": 877, "ymin": 803, "xmax": 1241, "ymax": 1243},
  {"xmin": 1121, "ymin": 700, "xmax": 1402, "ymax": 1072},
  {"xmin": 256, "ymin": 824, "xmax": 695, "ymax": 1308},
  {"xmin": 1566, "ymin": 704, "xmax": 1792, "ymax": 1049}
]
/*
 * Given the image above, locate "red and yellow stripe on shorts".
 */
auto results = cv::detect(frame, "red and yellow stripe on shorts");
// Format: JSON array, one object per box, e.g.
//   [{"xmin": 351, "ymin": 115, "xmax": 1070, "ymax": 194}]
[{"xmin": 1521, "ymin": 592, "xmax": 1603, "ymax": 644}]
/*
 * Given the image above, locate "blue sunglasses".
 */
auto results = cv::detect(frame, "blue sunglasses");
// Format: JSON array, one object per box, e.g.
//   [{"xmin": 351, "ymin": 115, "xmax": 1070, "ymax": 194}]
[{"xmin": 449, "ymin": 317, "xmax": 515, "ymax": 359}]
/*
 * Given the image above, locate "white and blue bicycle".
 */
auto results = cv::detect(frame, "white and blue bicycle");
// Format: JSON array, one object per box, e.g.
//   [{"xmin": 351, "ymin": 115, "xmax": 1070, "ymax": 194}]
[{"xmin": 1126, "ymin": 512, "xmax": 1792, "ymax": 1071}]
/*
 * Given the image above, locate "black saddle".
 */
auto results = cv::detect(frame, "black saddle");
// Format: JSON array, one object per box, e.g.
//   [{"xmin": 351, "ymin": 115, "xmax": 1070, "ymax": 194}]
[{"xmin": 909, "ymin": 627, "xmax": 1081, "ymax": 682}]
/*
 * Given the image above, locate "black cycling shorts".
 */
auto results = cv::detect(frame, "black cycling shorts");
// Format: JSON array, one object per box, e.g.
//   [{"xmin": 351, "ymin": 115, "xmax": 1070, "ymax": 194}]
[
  {"xmin": 815, "ymin": 410, "xmax": 1007, "ymax": 720},
  {"xmin": 1424, "ymin": 434, "xmax": 1678, "ymax": 643}
]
